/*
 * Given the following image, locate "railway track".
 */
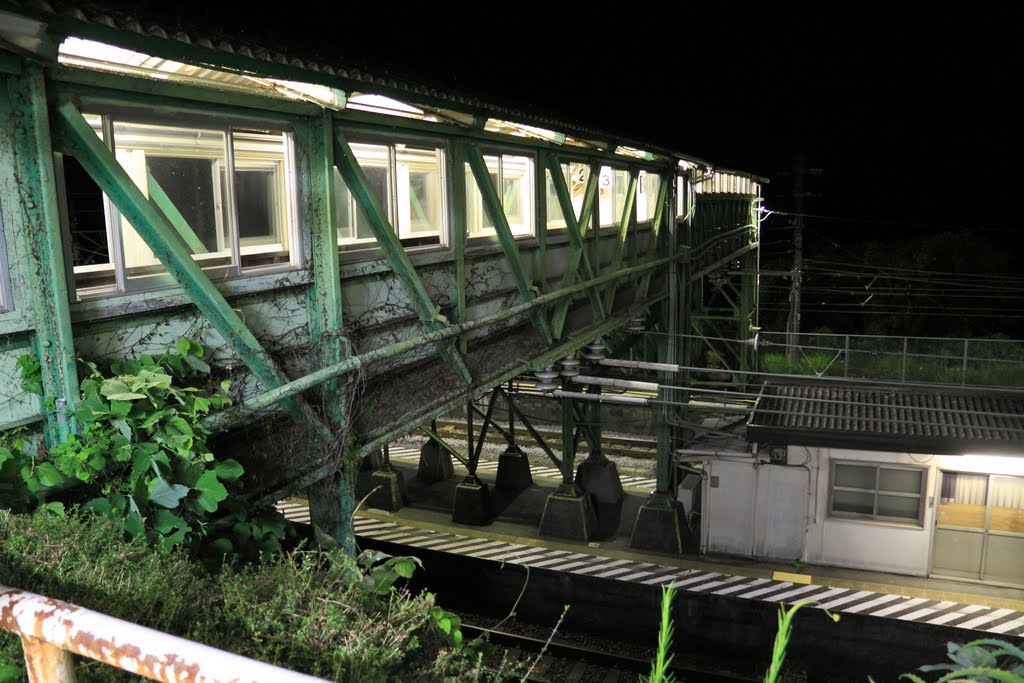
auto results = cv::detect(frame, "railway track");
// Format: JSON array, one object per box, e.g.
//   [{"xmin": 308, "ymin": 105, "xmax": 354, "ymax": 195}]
[
  {"xmin": 463, "ymin": 621, "xmax": 762, "ymax": 683},
  {"xmin": 431, "ymin": 420, "xmax": 657, "ymax": 461}
]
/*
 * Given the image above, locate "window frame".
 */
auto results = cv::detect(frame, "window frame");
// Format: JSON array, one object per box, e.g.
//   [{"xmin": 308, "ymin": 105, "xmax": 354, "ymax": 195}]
[
  {"xmin": 334, "ymin": 131, "xmax": 450, "ymax": 254},
  {"xmin": 635, "ymin": 170, "xmax": 663, "ymax": 226},
  {"xmin": 544, "ymin": 159, "xmax": 592, "ymax": 234},
  {"xmin": 59, "ymin": 109, "xmax": 301, "ymax": 299},
  {"xmin": 597, "ymin": 164, "xmax": 632, "ymax": 230},
  {"xmin": 828, "ymin": 460, "xmax": 927, "ymax": 525},
  {"xmin": 465, "ymin": 147, "xmax": 537, "ymax": 242}
]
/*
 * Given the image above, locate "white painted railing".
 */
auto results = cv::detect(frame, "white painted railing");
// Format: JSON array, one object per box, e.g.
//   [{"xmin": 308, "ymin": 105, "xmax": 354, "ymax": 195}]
[{"xmin": 0, "ymin": 585, "xmax": 330, "ymax": 683}]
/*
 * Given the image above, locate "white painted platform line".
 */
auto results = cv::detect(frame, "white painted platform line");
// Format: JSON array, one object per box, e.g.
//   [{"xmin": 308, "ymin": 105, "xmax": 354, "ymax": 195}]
[
  {"xmin": 569, "ymin": 559, "xmax": 634, "ymax": 576},
  {"xmin": 669, "ymin": 572, "xmax": 724, "ymax": 590},
  {"xmin": 689, "ymin": 575, "xmax": 752, "ymax": 593},
  {"xmin": 988, "ymin": 614, "xmax": 1024, "ymax": 634},
  {"xmin": 461, "ymin": 540, "xmax": 516, "ymax": 557},
  {"xmin": 641, "ymin": 573, "xmax": 687, "ymax": 585},
  {"xmin": 714, "ymin": 578, "xmax": 771, "ymax": 596},
  {"xmin": 738, "ymin": 582, "xmax": 792, "ymax": 600},
  {"xmin": 841, "ymin": 594, "xmax": 901, "ymax": 614},
  {"xmin": 816, "ymin": 590, "xmax": 874, "ymax": 610},
  {"xmin": 764, "ymin": 584, "xmax": 825, "ymax": 603},
  {"xmin": 429, "ymin": 538, "xmax": 499, "ymax": 553},
  {"xmin": 958, "ymin": 608, "xmax": 1015, "ymax": 631},
  {"xmin": 927, "ymin": 604, "xmax": 987, "ymax": 626},
  {"xmin": 896, "ymin": 601, "xmax": 957, "ymax": 622},
  {"xmin": 870, "ymin": 597, "xmax": 929, "ymax": 618}
]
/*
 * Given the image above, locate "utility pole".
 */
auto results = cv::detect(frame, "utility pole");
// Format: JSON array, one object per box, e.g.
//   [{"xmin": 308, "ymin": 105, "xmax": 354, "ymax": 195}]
[{"xmin": 786, "ymin": 151, "xmax": 804, "ymax": 365}]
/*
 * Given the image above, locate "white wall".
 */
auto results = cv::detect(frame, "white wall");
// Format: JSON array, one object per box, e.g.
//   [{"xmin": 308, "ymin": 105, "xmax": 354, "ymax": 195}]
[
  {"xmin": 704, "ymin": 459, "xmax": 808, "ymax": 560},
  {"xmin": 799, "ymin": 447, "xmax": 937, "ymax": 576}
]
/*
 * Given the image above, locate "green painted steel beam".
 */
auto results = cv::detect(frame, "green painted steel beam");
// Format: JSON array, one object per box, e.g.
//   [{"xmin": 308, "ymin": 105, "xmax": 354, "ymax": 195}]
[
  {"xmin": 471, "ymin": 388, "xmax": 501, "ymax": 470},
  {"xmin": 450, "ymin": 141, "xmax": 468, "ymax": 354},
  {"xmin": 253, "ymin": 291, "xmax": 668, "ymax": 507},
  {"xmin": 469, "ymin": 403, "xmax": 512, "ymax": 444},
  {"xmin": 498, "ymin": 387, "xmax": 561, "ymax": 470},
  {"xmin": 419, "ymin": 426, "xmax": 471, "ymax": 470},
  {"xmin": 146, "ymin": 172, "xmax": 207, "ymax": 254},
  {"xmin": 51, "ymin": 68, "xmax": 319, "ymax": 118},
  {"xmin": 7, "ymin": 67, "xmax": 80, "ymax": 445},
  {"xmin": 204, "ymin": 252, "xmax": 683, "ymax": 432},
  {"xmin": 464, "ymin": 144, "xmax": 552, "ymax": 344},
  {"xmin": 602, "ymin": 171, "xmax": 638, "ymax": 312},
  {"xmin": 299, "ymin": 111, "xmax": 355, "ymax": 553},
  {"xmin": 55, "ymin": 101, "xmax": 349, "ymax": 532},
  {"xmin": 636, "ymin": 178, "xmax": 669, "ymax": 302},
  {"xmin": 544, "ymin": 155, "xmax": 604, "ymax": 335},
  {"xmin": 333, "ymin": 130, "xmax": 472, "ymax": 382},
  {"xmin": 559, "ymin": 396, "xmax": 576, "ymax": 491}
]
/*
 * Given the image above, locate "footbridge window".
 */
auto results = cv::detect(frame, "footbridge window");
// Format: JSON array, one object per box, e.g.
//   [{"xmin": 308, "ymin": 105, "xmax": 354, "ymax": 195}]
[
  {"xmin": 62, "ymin": 114, "xmax": 298, "ymax": 297},
  {"xmin": 598, "ymin": 165, "xmax": 630, "ymax": 228},
  {"xmin": 829, "ymin": 461, "xmax": 926, "ymax": 524},
  {"xmin": 545, "ymin": 162, "xmax": 590, "ymax": 231},
  {"xmin": 334, "ymin": 139, "xmax": 446, "ymax": 249},
  {"xmin": 636, "ymin": 171, "xmax": 661, "ymax": 224},
  {"xmin": 466, "ymin": 152, "xmax": 535, "ymax": 239}
]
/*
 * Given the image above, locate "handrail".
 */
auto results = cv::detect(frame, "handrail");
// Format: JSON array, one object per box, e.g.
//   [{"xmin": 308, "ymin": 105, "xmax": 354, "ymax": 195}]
[{"xmin": 0, "ymin": 585, "xmax": 329, "ymax": 683}]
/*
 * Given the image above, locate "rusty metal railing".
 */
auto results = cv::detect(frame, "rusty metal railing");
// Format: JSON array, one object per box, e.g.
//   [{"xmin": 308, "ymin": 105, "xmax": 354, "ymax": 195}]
[{"xmin": 0, "ymin": 585, "xmax": 330, "ymax": 682}]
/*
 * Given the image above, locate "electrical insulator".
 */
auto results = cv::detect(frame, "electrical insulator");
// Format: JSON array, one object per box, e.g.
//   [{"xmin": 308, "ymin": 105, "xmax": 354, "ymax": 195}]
[
  {"xmin": 534, "ymin": 366, "xmax": 559, "ymax": 393},
  {"xmin": 559, "ymin": 355, "xmax": 580, "ymax": 378},
  {"xmin": 583, "ymin": 337, "xmax": 606, "ymax": 362},
  {"xmin": 626, "ymin": 311, "xmax": 646, "ymax": 332}
]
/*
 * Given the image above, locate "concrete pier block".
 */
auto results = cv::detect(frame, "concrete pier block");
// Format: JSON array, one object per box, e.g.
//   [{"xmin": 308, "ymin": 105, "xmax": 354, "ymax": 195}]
[
  {"xmin": 629, "ymin": 493, "xmax": 688, "ymax": 555},
  {"xmin": 360, "ymin": 447, "xmax": 385, "ymax": 471},
  {"xmin": 452, "ymin": 477, "xmax": 491, "ymax": 525},
  {"xmin": 417, "ymin": 438, "xmax": 454, "ymax": 483},
  {"xmin": 538, "ymin": 489, "xmax": 597, "ymax": 541},
  {"xmin": 365, "ymin": 468, "xmax": 408, "ymax": 512},
  {"xmin": 575, "ymin": 457, "xmax": 624, "ymax": 540},
  {"xmin": 495, "ymin": 445, "xmax": 533, "ymax": 490}
]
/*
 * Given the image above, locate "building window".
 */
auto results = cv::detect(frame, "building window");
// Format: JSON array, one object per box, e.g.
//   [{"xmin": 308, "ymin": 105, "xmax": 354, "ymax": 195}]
[
  {"xmin": 335, "ymin": 139, "xmax": 446, "ymax": 249},
  {"xmin": 598, "ymin": 166, "xmax": 630, "ymax": 228},
  {"xmin": 676, "ymin": 175, "xmax": 688, "ymax": 217},
  {"xmin": 636, "ymin": 171, "xmax": 661, "ymax": 224},
  {"xmin": 62, "ymin": 114, "xmax": 298, "ymax": 297},
  {"xmin": 829, "ymin": 462, "xmax": 926, "ymax": 524},
  {"xmin": 545, "ymin": 162, "xmax": 590, "ymax": 231},
  {"xmin": 466, "ymin": 153, "xmax": 535, "ymax": 238}
]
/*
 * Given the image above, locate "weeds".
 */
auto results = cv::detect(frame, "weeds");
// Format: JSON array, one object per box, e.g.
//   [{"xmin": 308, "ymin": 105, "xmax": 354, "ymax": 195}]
[{"xmin": 641, "ymin": 584, "xmax": 677, "ymax": 683}]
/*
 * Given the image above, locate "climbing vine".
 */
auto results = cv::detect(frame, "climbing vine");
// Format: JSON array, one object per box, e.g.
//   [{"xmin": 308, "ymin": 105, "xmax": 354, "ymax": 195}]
[{"xmin": 0, "ymin": 339, "xmax": 289, "ymax": 559}]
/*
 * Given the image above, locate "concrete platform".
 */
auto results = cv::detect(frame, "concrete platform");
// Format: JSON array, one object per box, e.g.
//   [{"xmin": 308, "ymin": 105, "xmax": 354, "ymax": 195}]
[{"xmin": 280, "ymin": 440, "xmax": 1024, "ymax": 640}]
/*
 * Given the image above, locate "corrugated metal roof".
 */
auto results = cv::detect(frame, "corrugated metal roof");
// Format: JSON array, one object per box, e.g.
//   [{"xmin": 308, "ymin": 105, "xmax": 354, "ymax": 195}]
[
  {"xmin": 746, "ymin": 381, "xmax": 1024, "ymax": 455},
  {"xmin": 3, "ymin": 0, "xmax": 762, "ymax": 180}
]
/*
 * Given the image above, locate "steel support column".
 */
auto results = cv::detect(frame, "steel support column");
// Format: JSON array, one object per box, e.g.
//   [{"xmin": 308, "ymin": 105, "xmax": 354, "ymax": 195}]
[
  {"xmin": 8, "ymin": 67, "xmax": 79, "ymax": 446},
  {"xmin": 301, "ymin": 111, "xmax": 355, "ymax": 551}
]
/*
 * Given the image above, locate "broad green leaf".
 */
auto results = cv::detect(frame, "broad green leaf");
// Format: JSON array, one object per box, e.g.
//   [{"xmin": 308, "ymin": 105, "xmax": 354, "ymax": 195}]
[
  {"xmin": 111, "ymin": 418, "xmax": 132, "ymax": 441},
  {"xmin": 184, "ymin": 354, "xmax": 210, "ymax": 374},
  {"xmin": 75, "ymin": 394, "xmax": 109, "ymax": 422},
  {"xmin": 109, "ymin": 401, "xmax": 132, "ymax": 418},
  {"xmin": 392, "ymin": 557, "xmax": 417, "ymax": 579},
  {"xmin": 36, "ymin": 462, "xmax": 65, "ymax": 487},
  {"xmin": 189, "ymin": 339, "xmax": 205, "ymax": 357},
  {"xmin": 215, "ymin": 458, "xmax": 244, "ymax": 482},
  {"xmin": 123, "ymin": 497, "xmax": 144, "ymax": 537},
  {"xmin": 175, "ymin": 339, "xmax": 191, "ymax": 356},
  {"xmin": 41, "ymin": 501, "xmax": 65, "ymax": 516},
  {"xmin": 193, "ymin": 470, "xmax": 228, "ymax": 512},
  {"xmin": 101, "ymin": 379, "xmax": 145, "ymax": 401},
  {"xmin": 82, "ymin": 497, "xmax": 112, "ymax": 515},
  {"xmin": 0, "ymin": 448, "xmax": 11, "ymax": 468},
  {"xmin": 147, "ymin": 476, "xmax": 190, "ymax": 508},
  {"xmin": 152, "ymin": 509, "xmax": 186, "ymax": 534}
]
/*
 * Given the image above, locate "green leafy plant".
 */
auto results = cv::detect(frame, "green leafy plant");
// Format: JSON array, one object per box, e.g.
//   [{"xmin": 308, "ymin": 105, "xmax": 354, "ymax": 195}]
[
  {"xmin": 3, "ymin": 340, "xmax": 289, "ymax": 558},
  {"xmin": 641, "ymin": 584, "xmax": 677, "ymax": 683},
  {"xmin": 900, "ymin": 639, "xmax": 1024, "ymax": 683},
  {"xmin": 765, "ymin": 600, "xmax": 839, "ymax": 683}
]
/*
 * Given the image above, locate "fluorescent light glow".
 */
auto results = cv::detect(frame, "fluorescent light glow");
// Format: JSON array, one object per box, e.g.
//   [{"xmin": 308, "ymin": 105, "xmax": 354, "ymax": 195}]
[
  {"xmin": 958, "ymin": 454, "xmax": 1024, "ymax": 476},
  {"xmin": 346, "ymin": 94, "xmax": 425, "ymax": 118}
]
